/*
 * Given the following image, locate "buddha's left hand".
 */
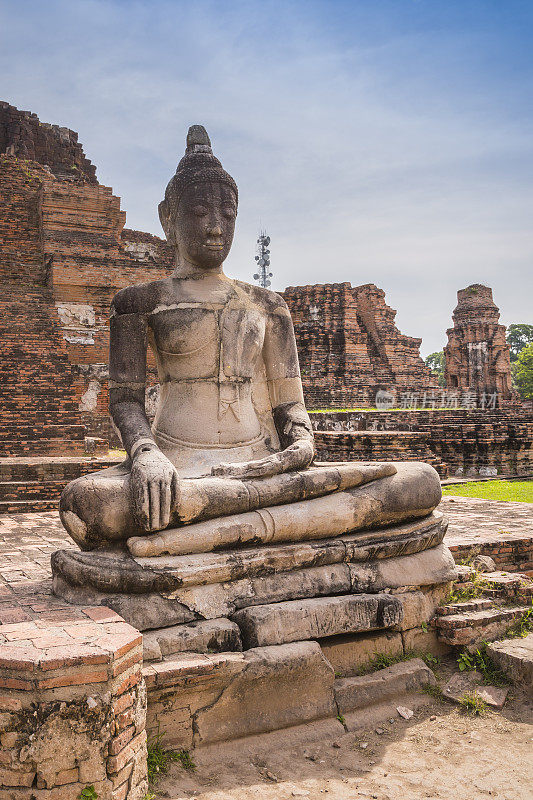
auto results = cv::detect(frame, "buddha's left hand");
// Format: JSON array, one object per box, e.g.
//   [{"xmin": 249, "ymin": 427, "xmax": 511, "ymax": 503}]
[{"xmin": 211, "ymin": 439, "xmax": 314, "ymax": 479}]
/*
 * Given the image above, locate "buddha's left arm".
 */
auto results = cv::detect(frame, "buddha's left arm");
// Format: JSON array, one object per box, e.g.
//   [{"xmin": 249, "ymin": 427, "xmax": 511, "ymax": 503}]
[
  {"xmin": 262, "ymin": 301, "xmax": 315, "ymax": 455},
  {"xmin": 212, "ymin": 298, "xmax": 315, "ymax": 479}
]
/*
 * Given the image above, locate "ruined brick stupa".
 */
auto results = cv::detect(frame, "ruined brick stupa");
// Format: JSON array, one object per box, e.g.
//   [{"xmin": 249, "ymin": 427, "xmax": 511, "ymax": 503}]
[{"xmin": 444, "ymin": 284, "xmax": 513, "ymax": 402}]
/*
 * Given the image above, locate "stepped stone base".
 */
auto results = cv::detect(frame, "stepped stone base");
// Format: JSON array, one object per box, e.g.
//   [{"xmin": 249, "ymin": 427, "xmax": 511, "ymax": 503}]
[
  {"xmin": 44, "ymin": 510, "xmax": 456, "ymax": 750},
  {"xmin": 144, "ymin": 645, "xmax": 436, "ymax": 749},
  {"xmin": 51, "ymin": 512, "xmax": 452, "ymax": 630}
]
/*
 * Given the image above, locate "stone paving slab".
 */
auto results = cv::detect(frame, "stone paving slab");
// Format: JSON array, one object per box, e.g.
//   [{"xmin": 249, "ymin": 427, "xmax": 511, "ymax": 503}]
[
  {"xmin": 0, "ymin": 497, "xmax": 531, "ymax": 620},
  {"xmin": 441, "ymin": 496, "xmax": 533, "ymax": 547}
]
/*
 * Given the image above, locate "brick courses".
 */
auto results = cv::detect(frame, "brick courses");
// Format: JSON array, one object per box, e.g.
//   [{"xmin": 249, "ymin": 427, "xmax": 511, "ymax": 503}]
[
  {"xmin": 0, "ymin": 609, "xmax": 147, "ymax": 800},
  {"xmin": 311, "ymin": 409, "xmax": 533, "ymax": 478},
  {"xmin": 282, "ymin": 282, "xmax": 438, "ymax": 408},
  {"xmin": 0, "ymin": 103, "xmax": 172, "ymax": 460}
]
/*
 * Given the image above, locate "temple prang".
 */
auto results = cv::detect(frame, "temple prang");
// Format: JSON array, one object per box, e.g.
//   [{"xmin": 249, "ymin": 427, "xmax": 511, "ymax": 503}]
[{"xmin": 444, "ymin": 283, "xmax": 514, "ymax": 402}]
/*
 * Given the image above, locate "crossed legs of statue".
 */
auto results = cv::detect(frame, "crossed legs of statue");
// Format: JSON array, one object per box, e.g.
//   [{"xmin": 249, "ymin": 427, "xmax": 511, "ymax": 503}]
[{"xmin": 60, "ymin": 460, "xmax": 441, "ymax": 555}]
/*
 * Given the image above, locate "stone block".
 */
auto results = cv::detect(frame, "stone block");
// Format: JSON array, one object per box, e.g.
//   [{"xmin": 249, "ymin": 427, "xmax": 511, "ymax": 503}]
[
  {"xmin": 395, "ymin": 584, "xmax": 451, "ymax": 631},
  {"xmin": 194, "ymin": 642, "xmax": 336, "ymax": 745},
  {"xmin": 348, "ymin": 544, "xmax": 457, "ymax": 593},
  {"xmin": 401, "ymin": 627, "xmax": 451, "ymax": 658},
  {"xmin": 145, "ymin": 642, "xmax": 336, "ymax": 748},
  {"xmin": 320, "ymin": 630, "xmax": 404, "ymax": 677},
  {"xmin": 232, "ymin": 593, "xmax": 403, "ymax": 648},
  {"xmin": 334, "ymin": 658, "xmax": 436, "ymax": 714},
  {"xmin": 486, "ymin": 634, "xmax": 533, "ymax": 693},
  {"xmin": 142, "ymin": 618, "xmax": 242, "ymax": 662},
  {"xmin": 442, "ymin": 672, "xmax": 508, "ymax": 708}
]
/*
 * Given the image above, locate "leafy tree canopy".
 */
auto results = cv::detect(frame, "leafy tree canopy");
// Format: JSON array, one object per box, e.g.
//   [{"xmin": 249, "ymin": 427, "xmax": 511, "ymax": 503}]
[
  {"xmin": 513, "ymin": 342, "xmax": 533, "ymax": 400},
  {"xmin": 506, "ymin": 324, "xmax": 533, "ymax": 362},
  {"xmin": 425, "ymin": 351, "xmax": 445, "ymax": 387}
]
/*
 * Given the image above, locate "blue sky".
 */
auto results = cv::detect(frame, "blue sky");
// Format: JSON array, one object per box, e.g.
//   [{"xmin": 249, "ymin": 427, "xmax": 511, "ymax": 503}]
[{"xmin": 1, "ymin": 0, "xmax": 532, "ymax": 355}]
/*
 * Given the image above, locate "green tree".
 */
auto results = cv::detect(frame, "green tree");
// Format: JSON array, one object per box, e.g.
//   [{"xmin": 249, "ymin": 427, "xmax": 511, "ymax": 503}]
[
  {"xmin": 513, "ymin": 343, "xmax": 533, "ymax": 400},
  {"xmin": 506, "ymin": 324, "xmax": 533, "ymax": 362},
  {"xmin": 425, "ymin": 351, "xmax": 445, "ymax": 387}
]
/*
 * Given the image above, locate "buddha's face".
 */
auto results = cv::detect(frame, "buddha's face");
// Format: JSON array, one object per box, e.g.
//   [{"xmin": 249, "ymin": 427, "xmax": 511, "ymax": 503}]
[{"xmin": 174, "ymin": 181, "xmax": 237, "ymax": 270}]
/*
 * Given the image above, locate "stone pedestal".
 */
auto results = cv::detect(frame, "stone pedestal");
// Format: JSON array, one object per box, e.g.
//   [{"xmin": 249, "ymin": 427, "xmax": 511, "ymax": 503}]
[{"xmin": 45, "ymin": 510, "xmax": 457, "ymax": 749}]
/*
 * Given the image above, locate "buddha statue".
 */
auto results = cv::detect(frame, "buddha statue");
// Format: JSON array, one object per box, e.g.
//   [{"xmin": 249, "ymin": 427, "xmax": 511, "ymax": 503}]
[{"xmin": 58, "ymin": 125, "xmax": 442, "ymax": 561}]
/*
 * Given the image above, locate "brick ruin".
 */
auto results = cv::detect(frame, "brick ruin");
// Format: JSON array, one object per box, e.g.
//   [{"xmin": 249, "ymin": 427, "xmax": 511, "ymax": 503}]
[
  {"xmin": 311, "ymin": 408, "xmax": 533, "ymax": 479},
  {"xmin": 0, "ymin": 102, "xmax": 172, "ymax": 460},
  {"xmin": 282, "ymin": 282, "xmax": 438, "ymax": 408},
  {"xmin": 444, "ymin": 284, "xmax": 513, "ymax": 402}
]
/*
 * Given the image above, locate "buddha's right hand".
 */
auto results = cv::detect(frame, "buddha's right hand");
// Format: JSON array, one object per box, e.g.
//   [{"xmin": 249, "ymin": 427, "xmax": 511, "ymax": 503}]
[{"xmin": 130, "ymin": 446, "xmax": 179, "ymax": 532}]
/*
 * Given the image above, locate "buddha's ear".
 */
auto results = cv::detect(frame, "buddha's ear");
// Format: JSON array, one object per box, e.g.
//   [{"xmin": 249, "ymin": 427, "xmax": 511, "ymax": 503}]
[{"xmin": 158, "ymin": 199, "xmax": 176, "ymax": 245}]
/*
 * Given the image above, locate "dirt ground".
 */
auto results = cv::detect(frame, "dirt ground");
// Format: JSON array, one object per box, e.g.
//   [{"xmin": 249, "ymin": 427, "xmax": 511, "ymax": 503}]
[{"xmin": 156, "ymin": 668, "xmax": 533, "ymax": 800}]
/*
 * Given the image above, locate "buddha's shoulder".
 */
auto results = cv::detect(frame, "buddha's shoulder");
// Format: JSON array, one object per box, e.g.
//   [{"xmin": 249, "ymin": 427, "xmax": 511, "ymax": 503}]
[
  {"xmin": 233, "ymin": 280, "xmax": 289, "ymax": 314},
  {"xmin": 111, "ymin": 278, "xmax": 174, "ymax": 315}
]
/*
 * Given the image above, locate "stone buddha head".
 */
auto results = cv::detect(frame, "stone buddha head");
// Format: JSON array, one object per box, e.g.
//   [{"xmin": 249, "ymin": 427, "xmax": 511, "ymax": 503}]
[{"xmin": 159, "ymin": 125, "xmax": 238, "ymax": 270}]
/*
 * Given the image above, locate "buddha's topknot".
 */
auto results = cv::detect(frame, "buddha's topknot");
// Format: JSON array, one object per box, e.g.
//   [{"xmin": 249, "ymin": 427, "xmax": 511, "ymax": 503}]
[{"xmin": 159, "ymin": 125, "xmax": 238, "ymax": 243}]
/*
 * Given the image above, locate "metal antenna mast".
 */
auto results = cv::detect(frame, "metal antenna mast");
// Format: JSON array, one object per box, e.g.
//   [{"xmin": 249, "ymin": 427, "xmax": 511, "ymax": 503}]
[{"xmin": 253, "ymin": 231, "xmax": 272, "ymax": 288}]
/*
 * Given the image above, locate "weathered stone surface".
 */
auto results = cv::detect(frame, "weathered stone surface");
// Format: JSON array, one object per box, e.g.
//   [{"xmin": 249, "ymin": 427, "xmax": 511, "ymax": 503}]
[
  {"xmin": 54, "ymin": 540, "xmax": 454, "ymax": 633},
  {"xmin": 401, "ymin": 626, "xmax": 451, "ymax": 658},
  {"xmin": 52, "ymin": 512, "xmax": 446, "ymax": 594},
  {"xmin": 393, "ymin": 584, "xmax": 452, "ymax": 631},
  {"xmin": 334, "ymin": 658, "xmax": 436, "ymax": 714},
  {"xmin": 486, "ymin": 634, "xmax": 533, "ymax": 693},
  {"xmin": 177, "ymin": 566, "xmax": 351, "ymax": 622},
  {"xmin": 348, "ymin": 544, "xmax": 457, "ymax": 594},
  {"xmin": 128, "ymin": 462, "xmax": 442, "ymax": 558},
  {"xmin": 142, "ymin": 618, "xmax": 242, "ymax": 662},
  {"xmin": 442, "ymin": 672, "xmax": 508, "ymax": 708},
  {"xmin": 52, "ymin": 574, "xmax": 197, "ymax": 631},
  {"xmin": 144, "ymin": 642, "xmax": 336, "ymax": 748},
  {"xmin": 232, "ymin": 593, "xmax": 403, "ymax": 648},
  {"xmin": 320, "ymin": 631, "xmax": 404, "ymax": 677}
]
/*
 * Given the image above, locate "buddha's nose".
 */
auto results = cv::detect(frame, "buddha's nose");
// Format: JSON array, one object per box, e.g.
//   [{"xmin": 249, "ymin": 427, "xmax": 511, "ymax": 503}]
[{"xmin": 207, "ymin": 223, "xmax": 223, "ymax": 237}]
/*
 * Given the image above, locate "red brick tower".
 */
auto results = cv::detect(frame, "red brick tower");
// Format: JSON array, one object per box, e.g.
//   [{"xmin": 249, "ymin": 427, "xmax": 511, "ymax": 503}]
[{"xmin": 444, "ymin": 284, "xmax": 513, "ymax": 401}]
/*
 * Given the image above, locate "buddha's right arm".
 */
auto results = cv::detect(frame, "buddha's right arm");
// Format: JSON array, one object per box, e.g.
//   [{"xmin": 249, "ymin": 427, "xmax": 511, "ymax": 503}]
[
  {"xmin": 108, "ymin": 309, "xmax": 155, "ymax": 458},
  {"xmin": 109, "ymin": 303, "xmax": 178, "ymax": 531}
]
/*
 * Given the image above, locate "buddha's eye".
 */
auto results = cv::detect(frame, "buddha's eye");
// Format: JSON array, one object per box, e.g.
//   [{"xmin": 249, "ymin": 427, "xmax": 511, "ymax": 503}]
[
  {"xmin": 192, "ymin": 205, "xmax": 208, "ymax": 216},
  {"xmin": 222, "ymin": 206, "xmax": 236, "ymax": 218}
]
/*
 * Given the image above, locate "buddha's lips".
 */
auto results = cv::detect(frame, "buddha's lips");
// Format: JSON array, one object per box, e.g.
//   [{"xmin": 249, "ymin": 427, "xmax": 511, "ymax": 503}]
[{"xmin": 204, "ymin": 243, "xmax": 224, "ymax": 249}]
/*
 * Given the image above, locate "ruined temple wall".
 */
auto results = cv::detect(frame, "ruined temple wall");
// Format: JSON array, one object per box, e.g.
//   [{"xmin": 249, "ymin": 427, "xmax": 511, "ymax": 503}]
[
  {"xmin": 41, "ymin": 180, "xmax": 172, "ymax": 442},
  {"xmin": 0, "ymin": 101, "xmax": 97, "ymax": 182},
  {"xmin": 0, "ymin": 150, "xmax": 174, "ymax": 452},
  {"xmin": 283, "ymin": 282, "xmax": 437, "ymax": 409},
  {"xmin": 0, "ymin": 157, "xmax": 86, "ymax": 455},
  {"xmin": 310, "ymin": 408, "xmax": 533, "ymax": 477}
]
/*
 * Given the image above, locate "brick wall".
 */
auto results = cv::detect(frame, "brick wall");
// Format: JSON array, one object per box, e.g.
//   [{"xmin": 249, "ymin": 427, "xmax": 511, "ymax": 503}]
[
  {"xmin": 0, "ymin": 157, "xmax": 86, "ymax": 456},
  {"xmin": 311, "ymin": 409, "xmax": 533, "ymax": 477},
  {"xmin": 282, "ymin": 282, "xmax": 438, "ymax": 409},
  {"xmin": 0, "ymin": 103, "xmax": 174, "ymax": 455}
]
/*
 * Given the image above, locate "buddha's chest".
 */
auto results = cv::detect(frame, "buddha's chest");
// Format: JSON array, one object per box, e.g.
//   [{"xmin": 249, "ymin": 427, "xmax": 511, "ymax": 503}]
[{"xmin": 148, "ymin": 303, "xmax": 266, "ymax": 378}]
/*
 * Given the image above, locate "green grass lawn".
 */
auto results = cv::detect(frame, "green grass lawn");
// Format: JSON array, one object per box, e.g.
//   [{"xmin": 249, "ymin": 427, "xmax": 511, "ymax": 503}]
[{"xmin": 442, "ymin": 480, "xmax": 533, "ymax": 503}]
